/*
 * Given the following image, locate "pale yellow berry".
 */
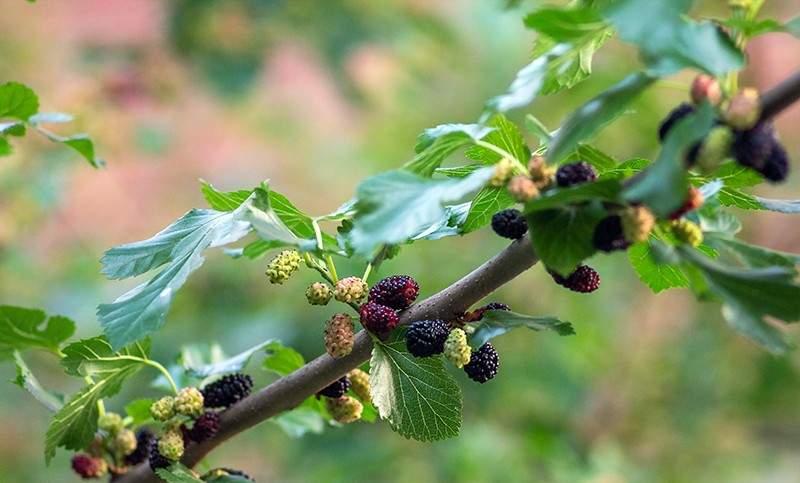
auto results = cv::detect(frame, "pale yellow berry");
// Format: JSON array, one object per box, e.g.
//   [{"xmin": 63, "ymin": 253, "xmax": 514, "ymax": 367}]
[
  {"xmin": 621, "ymin": 206, "xmax": 655, "ymax": 244},
  {"xmin": 150, "ymin": 396, "xmax": 176, "ymax": 422},
  {"xmin": 158, "ymin": 429, "xmax": 185, "ymax": 461},
  {"xmin": 489, "ymin": 158, "xmax": 515, "ymax": 188},
  {"xmin": 444, "ymin": 329, "xmax": 471, "ymax": 369},
  {"xmin": 325, "ymin": 395, "xmax": 363, "ymax": 424},
  {"xmin": 306, "ymin": 282, "xmax": 332, "ymax": 305},
  {"xmin": 266, "ymin": 250, "xmax": 302, "ymax": 284},
  {"xmin": 174, "ymin": 387, "xmax": 204, "ymax": 417},
  {"xmin": 334, "ymin": 277, "xmax": 368, "ymax": 304},
  {"xmin": 348, "ymin": 368, "xmax": 371, "ymax": 403}
]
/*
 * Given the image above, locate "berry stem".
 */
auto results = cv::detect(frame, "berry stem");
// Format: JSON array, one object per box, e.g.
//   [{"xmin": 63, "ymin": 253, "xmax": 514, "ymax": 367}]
[
  {"xmin": 473, "ymin": 139, "xmax": 527, "ymax": 174},
  {"xmin": 362, "ymin": 262, "xmax": 373, "ymax": 282},
  {"xmin": 325, "ymin": 254, "xmax": 339, "ymax": 283},
  {"xmin": 142, "ymin": 359, "xmax": 179, "ymax": 395}
]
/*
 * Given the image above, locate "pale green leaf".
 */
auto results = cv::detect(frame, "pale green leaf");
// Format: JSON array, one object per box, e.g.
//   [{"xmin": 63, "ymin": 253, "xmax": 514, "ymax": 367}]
[
  {"xmin": 755, "ymin": 197, "xmax": 800, "ymax": 213},
  {"xmin": 0, "ymin": 82, "xmax": 39, "ymax": 120},
  {"xmin": 187, "ymin": 340, "xmax": 272, "ymax": 378},
  {"xmin": 262, "ymin": 340, "xmax": 305, "ymax": 377},
  {"xmin": 12, "ymin": 351, "xmax": 64, "ymax": 412},
  {"xmin": 461, "ymin": 186, "xmax": 516, "ymax": 234},
  {"xmin": 627, "ymin": 241, "xmax": 689, "ymax": 293},
  {"xmin": 469, "ymin": 310, "xmax": 574, "ymax": 349},
  {"xmin": 464, "ymin": 114, "xmax": 529, "ymax": 164},
  {"xmin": 125, "ymin": 398, "xmax": 154, "ymax": 426},
  {"xmin": 0, "ymin": 306, "xmax": 75, "ymax": 354}
]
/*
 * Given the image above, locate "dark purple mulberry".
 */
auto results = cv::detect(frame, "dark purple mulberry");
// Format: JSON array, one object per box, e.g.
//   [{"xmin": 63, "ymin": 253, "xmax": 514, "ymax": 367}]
[
  {"xmin": 556, "ymin": 161, "xmax": 597, "ymax": 187},
  {"xmin": 368, "ymin": 275, "xmax": 419, "ymax": 310},
  {"xmin": 359, "ymin": 302, "xmax": 400, "ymax": 334},
  {"xmin": 148, "ymin": 441, "xmax": 171, "ymax": 472},
  {"xmin": 201, "ymin": 373, "xmax": 253, "ymax": 409},
  {"xmin": 593, "ymin": 216, "xmax": 630, "ymax": 252},
  {"xmin": 317, "ymin": 376, "xmax": 351, "ymax": 398},
  {"xmin": 550, "ymin": 265, "xmax": 600, "ymax": 293},
  {"xmin": 732, "ymin": 122, "xmax": 775, "ymax": 170},
  {"xmin": 188, "ymin": 411, "xmax": 220, "ymax": 443},
  {"xmin": 124, "ymin": 428, "xmax": 155, "ymax": 466},
  {"xmin": 405, "ymin": 319, "xmax": 450, "ymax": 357},
  {"xmin": 464, "ymin": 343, "xmax": 500, "ymax": 383},
  {"xmin": 760, "ymin": 142, "xmax": 790, "ymax": 183},
  {"xmin": 491, "ymin": 209, "xmax": 528, "ymax": 240}
]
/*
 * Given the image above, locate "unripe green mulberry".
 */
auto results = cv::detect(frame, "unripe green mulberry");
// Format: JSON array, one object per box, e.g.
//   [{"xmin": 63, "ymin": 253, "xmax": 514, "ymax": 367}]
[
  {"xmin": 98, "ymin": 412, "xmax": 124, "ymax": 434},
  {"xmin": 157, "ymin": 429, "xmax": 185, "ymax": 461},
  {"xmin": 266, "ymin": 250, "xmax": 302, "ymax": 284},
  {"xmin": 671, "ymin": 219, "xmax": 703, "ymax": 247},
  {"xmin": 150, "ymin": 396, "xmax": 176, "ymax": 422},
  {"xmin": 174, "ymin": 387, "xmax": 204, "ymax": 417},
  {"xmin": 325, "ymin": 395, "xmax": 363, "ymax": 424},
  {"xmin": 621, "ymin": 206, "xmax": 655, "ymax": 243},
  {"xmin": 324, "ymin": 313, "xmax": 355, "ymax": 358},
  {"xmin": 348, "ymin": 368, "xmax": 371, "ymax": 403},
  {"xmin": 334, "ymin": 276, "xmax": 368, "ymax": 304},
  {"xmin": 489, "ymin": 157, "xmax": 515, "ymax": 188},
  {"xmin": 696, "ymin": 126, "xmax": 733, "ymax": 172},
  {"xmin": 444, "ymin": 329, "xmax": 471, "ymax": 369},
  {"xmin": 726, "ymin": 88, "xmax": 761, "ymax": 130},
  {"xmin": 306, "ymin": 282, "xmax": 332, "ymax": 305},
  {"xmin": 114, "ymin": 429, "xmax": 138, "ymax": 456}
]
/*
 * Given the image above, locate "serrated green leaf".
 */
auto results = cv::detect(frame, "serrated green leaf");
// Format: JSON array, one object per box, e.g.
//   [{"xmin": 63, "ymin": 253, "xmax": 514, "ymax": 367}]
[
  {"xmin": 434, "ymin": 165, "xmax": 485, "ymax": 178},
  {"xmin": 623, "ymin": 103, "xmax": 716, "ymax": 216},
  {"xmin": 406, "ymin": 124, "xmax": 494, "ymax": 176},
  {"xmin": 461, "ymin": 186, "xmax": 516, "ymax": 234},
  {"xmin": 568, "ymin": 144, "xmax": 617, "ymax": 173},
  {"xmin": 524, "ymin": 6, "xmax": 606, "ymax": 41},
  {"xmin": 45, "ymin": 339, "xmax": 151, "ymax": 463},
  {"xmin": 525, "ymin": 114, "xmax": 552, "ymax": 145},
  {"xmin": 469, "ymin": 310, "xmax": 574, "ymax": 349},
  {"xmin": 187, "ymin": 340, "xmax": 272, "ymax": 378},
  {"xmin": 12, "ymin": 351, "xmax": 64, "ymax": 412},
  {"xmin": 524, "ymin": 178, "xmax": 622, "ymax": 212},
  {"xmin": 262, "ymin": 341, "xmax": 305, "ymax": 377},
  {"xmin": 627, "ymin": 241, "xmax": 689, "ymax": 293},
  {"xmin": 464, "ymin": 114, "xmax": 529, "ymax": 164},
  {"xmin": 370, "ymin": 330, "xmax": 461, "ymax": 441},
  {"xmin": 200, "ymin": 180, "xmax": 252, "ymax": 211},
  {"xmin": 600, "ymin": 157, "xmax": 649, "ymax": 180},
  {"xmin": 348, "ymin": 167, "xmax": 493, "ymax": 257},
  {"xmin": 547, "ymin": 72, "xmax": 656, "ymax": 163},
  {"xmin": 704, "ymin": 234, "xmax": 800, "ymax": 270},
  {"xmin": 125, "ymin": 398, "xmax": 154, "ymax": 426},
  {"xmin": 156, "ymin": 464, "xmax": 204, "ymax": 483},
  {"xmin": 412, "ymin": 202, "xmax": 471, "ymax": 241},
  {"xmin": 526, "ymin": 203, "xmax": 606, "ymax": 276},
  {"xmin": 0, "ymin": 306, "xmax": 75, "ymax": 354},
  {"xmin": 603, "ymin": 0, "xmax": 744, "ymax": 76},
  {"xmin": 239, "ymin": 239, "xmax": 284, "ymax": 259},
  {"xmin": 98, "ymin": 199, "xmax": 254, "ymax": 349},
  {"xmin": 61, "ymin": 337, "xmax": 151, "ymax": 378},
  {"xmin": 0, "ymin": 82, "xmax": 39, "ymax": 120}
]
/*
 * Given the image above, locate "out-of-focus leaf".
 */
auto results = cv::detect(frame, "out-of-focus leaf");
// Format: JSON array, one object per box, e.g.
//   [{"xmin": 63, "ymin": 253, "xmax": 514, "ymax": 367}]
[
  {"xmin": 434, "ymin": 165, "xmax": 485, "ymax": 178},
  {"xmin": 28, "ymin": 112, "xmax": 74, "ymax": 124},
  {"xmin": 724, "ymin": 16, "xmax": 800, "ymax": 38},
  {"xmin": 35, "ymin": 128, "xmax": 105, "ymax": 168},
  {"xmin": 524, "ymin": 6, "xmax": 606, "ymax": 41},
  {"xmin": 370, "ymin": 330, "xmax": 461, "ymax": 442},
  {"xmin": 469, "ymin": 310, "xmax": 574, "ymax": 349},
  {"xmin": 547, "ymin": 72, "xmax": 656, "ymax": 163},
  {"xmin": 0, "ymin": 306, "xmax": 75, "ymax": 355},
  {"xmin": 98, "ymin": 198, "xmax": 253, "ymax": 349},
  {"xmin": 0, "ymin": 82, "xmax": 39, "ymax": 120},
  {"xmin": 272, "ymin": 406, "xmax": 326, "ymax": 438},
  {"xmin": 187, "ymin": 340, "xmax": 273, "ymax": 378},
  {"xmin": 348, "ymin": 167, "xmax": 493, "ymax": 257},
  {"xmin": 526, "ymin": 203, "xmax": 606, "ymax": 276},
  {"xmin": 603, "ymin": 0, "xmax": 744, "ymax": 76},
  {"xmin": 525, "ymin": 114, "xmax": 552, "ymax": 145},
  {"xmin": 125, "ymin": 398, "xmax": 154, "ymax": 426},
  {"xmin": 524, "ymin": 178, "xmax": 622, "ymax": 212},
  {"xmin": 568, "ymin": 144, "xmax": 617, "ymax": 173},
  {"xmin": 623, "ymin": 103, "xmax": 716, "ymax": 216},
  {"xmin": 262, "ymin": 341, "xmax": 305, "ymax": 377},
  {"xmin": 464, "ymin": 114, "xmax": 529, "ymax": 164},
  {"xmin": 704, "ymin": 234, "xmax": 800, "ymax": 270},
  {"xmin": 755, "ymin": 197, "xmax": 800, "ymax": 214},
  {"xmin": 461, "ymin": 186, "xmax": 516, "ymax": 234}
]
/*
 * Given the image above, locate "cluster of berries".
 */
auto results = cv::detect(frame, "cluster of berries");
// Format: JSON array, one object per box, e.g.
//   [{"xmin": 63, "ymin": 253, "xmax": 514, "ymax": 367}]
[
  {"xmin": 145, "ymin": 373, "xmax": 253, "ymax": 475},
  {"xmin": 315, "ymin": 368, "xmax": 371, "ymax": 424},
  {"xmin": 358, "ymin": 275, "xmax": 419, "ymax": 335},
  {"xmin": 403, "ymin": 302, "xmax": 505, "ymax": 383},
  {"xmin": 660, "ymin": 74, "xmax": 791, "ymax": 182},
  {"xmin": 70, "ymin": 412, "xmax": 139, "ymax": 479}
]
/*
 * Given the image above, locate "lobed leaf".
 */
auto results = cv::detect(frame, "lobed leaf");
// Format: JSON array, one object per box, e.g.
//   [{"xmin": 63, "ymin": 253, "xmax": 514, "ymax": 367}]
[
  {"xmin": 405, "ymin": 124, "xmax": 494, "ymax": 177},
  {"xmin": 0, "ymin": 306, "xmax": 75, "ymax": 354},
  {"xmin": 0, "ymin": 82, "xmax": 39, "ymax": 121},
  {"xmin": 627, "ymin": 241, "xmax": 689, "ymax": 293}
]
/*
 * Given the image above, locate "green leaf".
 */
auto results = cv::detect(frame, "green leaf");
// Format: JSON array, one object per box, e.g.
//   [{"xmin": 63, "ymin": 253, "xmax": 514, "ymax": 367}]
[
  {"xmin": 461, "ymin": 186, "xmax": 515, "ymax": 234},
  {"xmin": 99, "ymin": 200, "xmax": 254, "ymax": 349},
  {"xmin": 434, "ymin": 165, "xmax": 485, "ymax": 178},
  {"xmin": 187, "ymin": 340, "xmax": 273, "ymax": 378},
  {"xmin": 526, "ymin": 203, "xmax": 606, "ymax": 276},
  {"xmin": 405, "ymin": 124, "xmax": 494, "ymax": 176},
  {"xmin": 200, "ymin": 180, "xmax": 252, "ymax": 211},
  {"xmin": 0, "ymin": 137, "xmax": 11, "ymax": 156},
  {"xmin": 755, "ymin": 197, "xmax": 800, "ymax": 214},
  {"xmin": 627, "ymin": 241, "xmax": 689, "ymax": 293},
  {"xmin": 603, "ymin": 0, "xmax": 744, "ymax": 76},
  {"xmin": 0, "ymin": 121, "xmax": 25, "ymax": 136},
  {"xmin": 524, "ymin": 6, "xmax": 606, "ymax": 41},
  {"xmin": 704, "ymin": 234, "xmax": 800, "ymax": 270},
  {"xmin": 623, "ymin": 103, "xmax": 716, "ymax": 216},
  {"xmin": 370, "ymin": 330, "xmax": 461, "ymax": 442},
  {"xmin": 61, "ymin": 337, "xmax": 151, "ymax": 378},
  {"xmin": 348, "ymin": 167, "xmax": 494, "ymax": 257},
  {"xmin": 156, "ymin": 464, "xmax": 204, "ymax": 483},
  {"xmin": 272, "ymin": 401, "xmax": 326, "ymax": 438},
  {"xmin": 464, "ymin": 114, "xmax": 529, "ymax": 164},
  {"xmin": 569, "ymin": 144, "xmax": 617, "ymax": 173},
  {"xmin": 469, "ymin": 310, "xmax": 574, "ymax": 349},
  {"xmin": 262, "ymin": 341, "xmax": 305, "ymax": 376},
  {"xmin": 12, "ymin": 351, "xmax": 64, "ymax": 412},
  {"xmin": 523, "ymin": 178, "xmax": 622, "ymax": 212},
  {"xmin": 0, "ymin": 306, "xmax": 75, "ymax": 354},
  {"xmin": 547, "ymin": 72, "xmax": 656, "ymax": 163},
  {"xmin": 723, "ymin": 16, "xmax": 800, "ymax": 39},
  {"xmin": 45, "ymin": 339, "xmax": 151, "ymax": 463},
  {"xmin": 412, "ymin": 202, "xmax": 471, "ymax": 241},
  {"xmin": 0, "ymin": 82, "xmax": 39, "ymax": 121},
  {"xmin": 525, "ymin": 114, "xmax": 552, "ymax": 145},
  {"xmin": 35, "ymin": 128, "xmax": 105, "ymax": 168},
  {"xmin": 244, "ymin": 185, "xmax": 326, "ymax": 253},
  {"xmin": 680, "ymin": 247, "xmax": 800, "ymax": 353},
  {"xmin": 125, "ymin": 398, "xmax": 154, "ymax": 426}
]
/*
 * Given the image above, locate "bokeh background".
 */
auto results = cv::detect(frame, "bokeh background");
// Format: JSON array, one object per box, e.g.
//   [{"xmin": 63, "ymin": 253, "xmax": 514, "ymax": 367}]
[{"xmin": 2, "ymin": 1, "xmax": 800, "ymax": 481}]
